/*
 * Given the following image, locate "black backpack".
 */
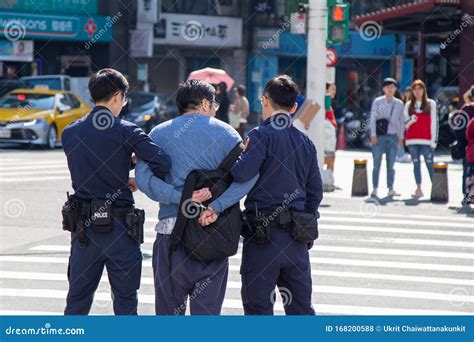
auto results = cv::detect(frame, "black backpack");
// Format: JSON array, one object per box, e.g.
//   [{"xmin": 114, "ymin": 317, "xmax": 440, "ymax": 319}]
[{"xmin": 169, "ymin": 143, "xmax": 244, "ymax": 263}]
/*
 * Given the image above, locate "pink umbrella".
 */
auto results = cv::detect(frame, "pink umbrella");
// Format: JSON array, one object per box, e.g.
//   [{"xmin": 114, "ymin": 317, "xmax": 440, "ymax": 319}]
[{"xmin": 187, "ymin": 67, "xmax": 235, "ymax": 90}]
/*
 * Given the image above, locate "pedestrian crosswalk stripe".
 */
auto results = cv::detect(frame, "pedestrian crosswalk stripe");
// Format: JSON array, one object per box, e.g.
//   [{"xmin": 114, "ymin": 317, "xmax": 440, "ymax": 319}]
[
  {"xmin": 143, "ymin": 233, "xmax": 474, "ymax": 249},
  {"xmin": 0, "ymin": 310, "xmax": 61, "ymax": 316},
  {"xmin": 313, "ymin": 245, "xmax": 474, "ymax": 259},
  {"xmin": 320, "ymin": 209, "xmax": 474, "ymax": 223},
  {"xmin": 319, "ymin": 224, "xmax": 474, "ymax": 237},
  {"xmin": 144, "ymin": 217, "xmax": 471, "ymax": 230},
  {"xmin": 0, "ymin": 176, "xmax": 71, "ymax": 183},
  {"xmin": 319, "ymin": 216, "xmax": 471, "ymax": 229},
  {"xmin": 30, "ymin": 243, "xmax": 474, "ymax": 260},
  {"xmin": 0, "ymin": 305, "xmax": 471, "ymax": 316},
  {"xmin": 344, "ymin": 237, "xmax": 474, "ymax": 248},
  {"xmin": 0, "ymin": 287, "xmax": 472, "ymax": 311},
  {"xmin": 229, "ymin": 255, "xmax": 474, "ymax": 273},
  {"xmin": 3, "ymin": 268, "xmax": 473, "ymax": 287},
  {"xmin": 0, "ymin": 162, "xmax": 67, "ymax": 171},
  {"xmin": 3, "ymin": 253, "xmax": 473, "ymax": 273},
  {"xmin": 0, "ymin": 169, "xmax": 69, "ymax": 177}
]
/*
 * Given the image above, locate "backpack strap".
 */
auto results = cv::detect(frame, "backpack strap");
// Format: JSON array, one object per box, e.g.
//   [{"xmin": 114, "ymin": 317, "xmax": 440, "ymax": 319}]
[
  {"xmin": 169, "ymin": 170, "xmax": 198, "ymax": 252},
  {"xmin": 217, "ymin": 142, "xmax": 244, "ymax": 172}
]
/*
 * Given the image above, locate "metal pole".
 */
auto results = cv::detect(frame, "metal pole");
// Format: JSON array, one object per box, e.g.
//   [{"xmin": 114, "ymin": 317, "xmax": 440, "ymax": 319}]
[{"xmin": 306, "ymin": 0, "xmax": 327, "ymax": 168}]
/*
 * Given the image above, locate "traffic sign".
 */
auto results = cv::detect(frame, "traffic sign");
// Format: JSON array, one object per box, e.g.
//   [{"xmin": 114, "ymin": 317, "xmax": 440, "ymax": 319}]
[{"xmin": 326, "ymin": 47, "xmax": 337, "ymax": 67}]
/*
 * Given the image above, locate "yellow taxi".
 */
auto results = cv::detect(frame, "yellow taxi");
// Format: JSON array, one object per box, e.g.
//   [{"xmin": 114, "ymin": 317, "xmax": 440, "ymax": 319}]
[{"xmin": 0, "ymin": 88, "xmax": 90, "ymax": 149}]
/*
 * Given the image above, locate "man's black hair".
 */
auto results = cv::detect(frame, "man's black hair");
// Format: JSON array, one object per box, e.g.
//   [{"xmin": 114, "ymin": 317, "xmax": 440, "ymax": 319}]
[
  {"xmin": 264, "ymin": 75, "xmax": 299, "ymax": 111},
  {"xmin": 237, "ymin": 84, "xmax": 246, "ymax": 96},
  {"xmin": 326, "ymin": 82, "xmax": 334, "ymax": 90},
  {"xmin": 88, "ymin": 68, "xmax": 129, "ymax": 103},
  {"xmin": 175, "ymin": 79, "xmax": 216, "ymax": 114}
]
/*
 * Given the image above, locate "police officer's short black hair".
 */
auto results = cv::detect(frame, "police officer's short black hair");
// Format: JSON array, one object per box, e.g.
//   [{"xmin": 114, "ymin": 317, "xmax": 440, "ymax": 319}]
[
  {"xmin": 88, "ymin": 68, "xmax": 129, "ymax": 103},
  {"xmin": 176, "ymin": 80, "xmax": 216, "ymax": 114},
  {"xmin": 264, "ymin": 75, "xmax": 299, "ymax": 111}
]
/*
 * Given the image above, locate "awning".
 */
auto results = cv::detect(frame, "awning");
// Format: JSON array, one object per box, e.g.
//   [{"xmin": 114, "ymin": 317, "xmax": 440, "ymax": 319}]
[{"xmin": 354, "ymin": 0, "xmax": 461, "ymax": 33}]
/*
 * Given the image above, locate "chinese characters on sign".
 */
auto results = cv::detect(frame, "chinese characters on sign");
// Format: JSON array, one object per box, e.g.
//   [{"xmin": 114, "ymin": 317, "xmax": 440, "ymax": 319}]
[{"xmin": 154, "ymin": 13, "xmax": 242, "ymax": 47}]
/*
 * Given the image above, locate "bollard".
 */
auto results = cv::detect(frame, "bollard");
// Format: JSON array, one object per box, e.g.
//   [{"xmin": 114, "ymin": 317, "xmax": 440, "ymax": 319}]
[
  {"xmin": 431, "ymin": 162, "xmax": 449, "ymax": 202},
  {"xmin": 351, "ymin": 159, "xmax": 368, "ymax": 197}
]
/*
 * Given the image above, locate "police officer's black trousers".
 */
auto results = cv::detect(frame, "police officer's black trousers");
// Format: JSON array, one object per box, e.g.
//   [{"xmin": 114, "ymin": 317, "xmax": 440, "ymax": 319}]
[
  {"xmin": 64, "ymin": 218, "xmax": 142, "ymax": 315},
  {"xmin": 240, "ymin": 227, "xmax": 315, "ymax": 315}
]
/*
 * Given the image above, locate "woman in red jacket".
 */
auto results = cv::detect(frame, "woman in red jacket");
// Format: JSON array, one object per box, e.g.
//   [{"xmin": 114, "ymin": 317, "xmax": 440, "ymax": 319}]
[{"xmin": 404, "ymin": 80, "xmax": 438, "ymax": 198}]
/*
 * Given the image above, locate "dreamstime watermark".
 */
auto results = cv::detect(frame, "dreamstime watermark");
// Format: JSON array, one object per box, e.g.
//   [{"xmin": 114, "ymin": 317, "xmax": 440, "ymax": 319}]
[
  {"xmin": 181, "ymin": 20, "xmax": 205, "ymax": 42},
  {"xmin": 358, "ymin": 21, "xmax": 382, "ymax": 41},
  {"xmin": 440, "ymin": 14, "xmax": 473, "ymax": 49},
  {"xmin": 3, "ymin": 198, "xmax": 26, "ymax": 218},
  {"xmin": 270, "ymin": 287, "xmax": 293, "ymax": 306},
  {"xmin": 261, "ymin": 13, "xmax": 300, "ymax": 49},
  {"xmin": 174, "ymin": 278, "xmax": 213, "ymax": 315},
  {"xmin": 85, "ymin": 12, "xmax": 122, "ymax": 49},
  {"xmin": 3, "ymin": 20, "xmax": 26, "ymax": 41},
  {"xmin": 174, "ymin": 114, "xmax": 199, "ymax": 138},
  {"xmin": 92, "ymin": 108, "xmax": 115, "ymax": 130},
  {"xmin": 448, "ymin": 287, "xmax": 469, "ymax": 308},
  {"xmin": 4, "ymin": 323, "xmax": 85, "ymax": 336},
  {"xmin": 270, "ymin": 112, "xmax": 293, "ymax": 131},
  {"xmin": 181, "ymin": 198, "xmax": 204, "ymax": 219},
  {"xmin": 448, "ymin": 109, "xmax": 469, "ymax": 131},
  {"xmin": 260, "ymin": 189, "xmax": 301, "ymax": 227},
  {"xmin": 360, "ymin": 198, "xmax": 381, "ymax": 218}
]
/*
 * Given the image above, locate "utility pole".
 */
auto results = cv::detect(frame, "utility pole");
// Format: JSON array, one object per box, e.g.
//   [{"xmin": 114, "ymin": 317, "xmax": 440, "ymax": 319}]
[{"xmin": 306, "ymin": 0, "xmax": 327, "ymax": 168}]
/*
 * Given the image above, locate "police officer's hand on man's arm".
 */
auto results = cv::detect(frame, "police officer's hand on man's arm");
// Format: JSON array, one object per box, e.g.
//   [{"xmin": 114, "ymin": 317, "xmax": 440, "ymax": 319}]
[{"xmin": 126, "ymin": 124, "xmax": 171, "ymax": 180}]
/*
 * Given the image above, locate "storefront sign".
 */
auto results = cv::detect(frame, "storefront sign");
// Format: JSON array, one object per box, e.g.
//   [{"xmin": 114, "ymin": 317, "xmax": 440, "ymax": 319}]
[
  {"xmin": 154, "ymin": 13, "xmax": 242, "ymax": 47},
  {"xmin": 0, "ymin": 0, "xmax": 98, "ymax": 15},
  {"xmin": 0, "ymin": 39, "xmax": 33, "ymax": 62},
  {"xmin": 0, "ymin": 11, "xmax": 113, "ymax": 42}
]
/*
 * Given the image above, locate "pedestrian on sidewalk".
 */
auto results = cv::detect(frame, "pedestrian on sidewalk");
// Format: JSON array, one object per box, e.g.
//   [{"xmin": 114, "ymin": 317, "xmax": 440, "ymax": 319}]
[
  {"xmin": 458, "ymin": 86, "xmax": 474, "ymax": 205},
  {"xmin": 215, "ymin": 81, "xmax": 230, "ymax": 124},
  {"xmin": 404, "ymin": 79, "xmax": 438, "ymax": 198},
  {"xmin": 324, "ymin": 82, "xmax": 338, "ymax": 191},
  {"xmin": 369, "ymin": 78, "xmax": 405, "ymax": 198},
  {"xmin": 230, "ymin": 85, "xmax": 250, "ymax": 138},
  {"xmin": 396, "ymin": 87, "xmax": 412, "ymax": 163},
  {"xmin": 465, "ymin": 113, "xmax": 474, "ymax": 204}
]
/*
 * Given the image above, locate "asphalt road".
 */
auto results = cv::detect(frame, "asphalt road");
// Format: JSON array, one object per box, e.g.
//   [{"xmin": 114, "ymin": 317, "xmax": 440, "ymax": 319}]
[{"xmin": 0, "ymin": 145, "xmax": 472, "ymax": 315}]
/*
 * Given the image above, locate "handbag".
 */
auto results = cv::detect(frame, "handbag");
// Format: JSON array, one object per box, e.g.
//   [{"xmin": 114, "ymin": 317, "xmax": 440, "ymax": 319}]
[{"xmin": 376, "ymin": 102, "xmax": 395, "ymax": 136}]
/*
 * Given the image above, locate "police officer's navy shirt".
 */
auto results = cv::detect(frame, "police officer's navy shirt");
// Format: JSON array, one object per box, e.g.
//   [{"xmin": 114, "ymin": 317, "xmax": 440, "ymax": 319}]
[
  {"xmin": 231, "ymin": 114, "xmax": 323, "ymax": 215},
  {"xmin": 62, "ymin": 106, "xmax": 171, "ymax": 207}
]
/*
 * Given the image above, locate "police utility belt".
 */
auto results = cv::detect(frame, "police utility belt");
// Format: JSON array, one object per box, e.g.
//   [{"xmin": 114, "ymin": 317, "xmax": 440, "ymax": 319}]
[
  {"xmin": 61, "ymin": 194, "xmax": 145, "ymax": 246},
  {"xmin": 242, "ymin": 207, "xmax": 319, "ymax": 245}
]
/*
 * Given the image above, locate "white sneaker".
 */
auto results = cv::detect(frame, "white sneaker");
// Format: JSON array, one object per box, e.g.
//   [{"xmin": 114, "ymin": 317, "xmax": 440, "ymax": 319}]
[{"xmin": 387, "ymin": 189, "xmax": 399, "ymax": 197}]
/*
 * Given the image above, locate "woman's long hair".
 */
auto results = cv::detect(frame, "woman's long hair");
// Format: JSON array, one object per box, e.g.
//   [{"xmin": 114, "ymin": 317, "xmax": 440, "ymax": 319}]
[{"xmin": 408, "ymin": 79, "xmax": 430, "ymax": 114}]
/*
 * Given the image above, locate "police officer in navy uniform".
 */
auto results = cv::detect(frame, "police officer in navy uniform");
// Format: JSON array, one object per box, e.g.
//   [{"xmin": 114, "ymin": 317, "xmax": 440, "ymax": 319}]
[
  {"xmin": 230, "ymin": 75, "xmax": 323, "ymax": 315},
  {"xmin": 61, "ymin": 68, "xmax": 171, "ymax": 315}
]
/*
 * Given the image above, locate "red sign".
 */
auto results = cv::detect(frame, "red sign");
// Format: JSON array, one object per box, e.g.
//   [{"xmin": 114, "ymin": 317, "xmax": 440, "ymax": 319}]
[
  {"xmin": 84, "ymin": 18, "xmax": 97, "ymax": 37},
  {"xmin": 326, "ymin": 48, "xmax": 337, "ymax": 67}
]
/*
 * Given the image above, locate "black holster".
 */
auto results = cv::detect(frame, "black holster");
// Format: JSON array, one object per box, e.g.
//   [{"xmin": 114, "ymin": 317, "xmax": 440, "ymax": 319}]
[{"xmin": 125, "ymin": 208, "xmax": 145, "ymax": 244}]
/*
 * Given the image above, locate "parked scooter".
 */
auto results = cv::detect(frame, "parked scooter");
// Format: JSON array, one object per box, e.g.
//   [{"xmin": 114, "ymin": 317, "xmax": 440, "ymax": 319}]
[{"xmin": 338, "ymin": 108, "xmax": 371, "ymax": 149}]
